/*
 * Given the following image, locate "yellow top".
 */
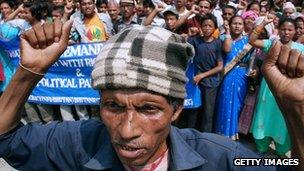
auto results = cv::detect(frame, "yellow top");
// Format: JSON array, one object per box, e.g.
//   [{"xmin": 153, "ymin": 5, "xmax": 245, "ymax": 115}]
[{"xmin": 84, "ymin": 14, "xmax": 107, "ymax": 42}]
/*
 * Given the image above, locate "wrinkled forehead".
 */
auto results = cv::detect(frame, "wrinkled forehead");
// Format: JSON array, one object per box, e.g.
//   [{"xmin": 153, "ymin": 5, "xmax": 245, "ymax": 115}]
[{"xmin": 99, "ymin": 88, "xmax": 164, "ymax": 97}]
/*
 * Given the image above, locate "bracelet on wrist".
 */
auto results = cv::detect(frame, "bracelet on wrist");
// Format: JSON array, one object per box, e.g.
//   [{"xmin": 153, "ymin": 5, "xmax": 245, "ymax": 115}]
[{"xmin": 19, "ymin": 62, "xmax": 45, "ymax": 76}]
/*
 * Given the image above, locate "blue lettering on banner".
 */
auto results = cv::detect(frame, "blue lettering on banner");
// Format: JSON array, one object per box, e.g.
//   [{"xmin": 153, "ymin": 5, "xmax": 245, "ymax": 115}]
[{"xmin": 5, "ymin": 42, "xmax": 103, "ymax": 105}]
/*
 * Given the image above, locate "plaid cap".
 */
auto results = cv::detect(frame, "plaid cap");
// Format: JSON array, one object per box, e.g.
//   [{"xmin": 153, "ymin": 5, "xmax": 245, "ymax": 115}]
[{"xmin": 91, "ymin": 25, "xmax": 194, "ymax": 98}]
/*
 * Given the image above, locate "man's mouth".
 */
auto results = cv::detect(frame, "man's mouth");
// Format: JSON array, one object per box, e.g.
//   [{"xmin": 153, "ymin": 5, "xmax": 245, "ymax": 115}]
[
  {"xmin": 117, "ymin": 144, "xmax": 146, "ymax": 159},
  {"xmin": 120, "ymin": 144, "xmax": 141, "ymax": 151}
]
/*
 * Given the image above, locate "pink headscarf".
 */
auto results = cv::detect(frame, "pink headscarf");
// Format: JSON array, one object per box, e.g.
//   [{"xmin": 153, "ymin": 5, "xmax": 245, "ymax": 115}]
[
  {"xmin": 241, "ymin": 10, "xmax": 259, "ymax": 21},
  {"xmin": 283, "ymin": 2, "xmax": 296, "ymax": 12}
]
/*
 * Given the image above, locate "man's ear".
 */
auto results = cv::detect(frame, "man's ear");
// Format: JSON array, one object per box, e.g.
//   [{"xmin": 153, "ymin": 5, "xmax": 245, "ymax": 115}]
[{"xmin": 171, "ymin": 103, "xmax": 184, "ymax": 122}]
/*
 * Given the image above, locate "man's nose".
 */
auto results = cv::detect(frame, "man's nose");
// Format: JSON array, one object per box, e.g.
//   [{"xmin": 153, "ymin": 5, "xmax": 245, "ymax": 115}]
[
  {"xmin": 119, "ymin": 110, "xmax": 141, "ymax": 140},
  {"xmin": 123, "ymin": 6, "xmax": 129, "ymax": 11}
]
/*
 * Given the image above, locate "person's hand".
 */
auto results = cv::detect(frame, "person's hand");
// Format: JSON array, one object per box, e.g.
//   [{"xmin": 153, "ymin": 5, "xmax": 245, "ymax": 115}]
[
  {"xmin": 223, "ymin": 20, "xmax": 230, "ymax": 34},
  {"xmin": 16, "ymin": 4, "xmax": 24, "ymax": 13},
  {"xmin": 155, "ymin": 3, "xmax": 165, "ymax": 13},
  {"xmin": 237, "ymin": 0, "xmax": 248, "ymax": 10},
  {"xmin": 262, "ymin": 39, "xmax": 304, "ymax": 171},
  {"xmin": 190, "ymin": 5, "xmax": 199, "ymax": 15},
  {"xmin": 188, "ymin": 27, "xmax": 199, "ymax": 36},
  {"xmin": 193, "ymin": 74, "xmax": 204, "ymax": 85},
  {"xmin": 262, "ymin": 14, "xmax": 274, "ymax": 25},
  {"xmin": 262, "ymin": 40, "xmax": 304, "ymax": 106},
  {"xmin": 20, "ymin": 20, "xmax": 73, "ymax": 75},
  {"xmin": 248, "ymin": 69, "xmax": 258, "ymax": 79},
  {"xmin": 180, "ymin": 33, "xmax": 188, "ymax": 41}
]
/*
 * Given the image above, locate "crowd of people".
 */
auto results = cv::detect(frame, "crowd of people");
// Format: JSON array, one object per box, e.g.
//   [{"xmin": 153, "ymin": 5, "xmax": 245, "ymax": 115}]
[{"xmin": 0, "ymin": 0, "xmax": 303, "ymax": 160}]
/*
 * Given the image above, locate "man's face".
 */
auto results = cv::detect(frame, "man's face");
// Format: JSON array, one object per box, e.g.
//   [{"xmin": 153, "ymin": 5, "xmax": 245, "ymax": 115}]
[
  {"xmin": 198, "ymin": 0, "xmax": 211, "ymax": 16},
  {"xmin": 100, "ymin": 89, "xmax": 181, "ymax": 166},
  {"xmin": 19, "ymin": 7, "xmax": 35, "ymax": 24},
  {"xmin": 120, "ymin": 2, "xmax": 135, "ymax": 19},
  {"xmin": 52, "ymin": 10, "xmax": 63, "ymax": 20},
  {"xmin": 80, "ymin": 0, "xmax": 96, "ymax": 17},
  {"xmin": 164, "ymin": 13, "xmax": 178, "ymax": 30},
  {"xmin": 202, "ymin": 19, "xmax": 215, "ymax": 37},
  {"xmin": 222, "ymin": 8, "xmax": 234, "ymax": 21},
  {"xmin": 295, "ymin": 20, "xmax": 304, "ymax": 39},
  {"xmin": 186, "ymin": 0, "xmax": 195, "ymax": 10},
  {"xmin": 143, "ymin": 5, "xmax": 153, "ymax": 16},
  {"xmin": 108, "ymin": 4, "xmax": 120, "ymax": 20},
  {"xmin": 175, "ymin": 0, "xmax": 186, "ymax": 9}
]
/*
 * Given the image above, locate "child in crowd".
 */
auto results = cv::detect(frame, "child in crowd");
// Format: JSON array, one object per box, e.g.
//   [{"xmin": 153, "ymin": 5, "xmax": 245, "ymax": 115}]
[
  {"xmin": 96, "ymin": 0, "xmax": 108, "ymax": 13},
  {"xmin": 188, "ymin": 13, "xmax": 223, "ymax": 132}
]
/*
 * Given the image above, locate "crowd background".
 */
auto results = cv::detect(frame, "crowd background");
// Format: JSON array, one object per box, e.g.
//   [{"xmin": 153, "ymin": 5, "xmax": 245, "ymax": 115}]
[{"xmin": 0, "ymin": 0, "xmax": 303, "ymax": 159}]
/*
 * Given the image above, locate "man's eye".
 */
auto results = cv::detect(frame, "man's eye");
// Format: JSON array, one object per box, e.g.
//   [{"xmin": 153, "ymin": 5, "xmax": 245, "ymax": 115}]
[
  {"xmin": 136, "ymin": 105, "xmax": 160, "ymax": 115},
  {"xmin": 103, "ymin": 102, "xmax": 125, "ymax": 111}
]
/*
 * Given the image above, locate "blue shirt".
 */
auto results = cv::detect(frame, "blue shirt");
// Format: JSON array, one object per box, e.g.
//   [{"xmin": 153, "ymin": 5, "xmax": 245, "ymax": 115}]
[
  {"xmin": 188, "ymin": 36, "xmax": 223, "ymax": 88},
  {"xmin": 0, "ymin": 120, "xmax": 282, "ymax": 170}
]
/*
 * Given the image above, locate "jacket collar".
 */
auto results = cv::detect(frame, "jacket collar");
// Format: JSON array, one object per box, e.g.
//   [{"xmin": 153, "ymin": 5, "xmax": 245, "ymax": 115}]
[
  {"xmin": 168, "ymin": 126, "xmax": 207, "ymax": 170},
  {"xmin": 83, "ymin": 126, "xmax": 207, "ymax": 170}
]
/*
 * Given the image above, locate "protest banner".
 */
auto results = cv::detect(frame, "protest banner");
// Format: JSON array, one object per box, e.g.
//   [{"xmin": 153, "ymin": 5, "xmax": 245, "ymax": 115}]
[
  {"xmin": 5, "ymin": 42, "xmax": 102, "ymax": 105},
  {"xmin": 0, "ymin": 24, "xmax": 199, "ymax": 107}
]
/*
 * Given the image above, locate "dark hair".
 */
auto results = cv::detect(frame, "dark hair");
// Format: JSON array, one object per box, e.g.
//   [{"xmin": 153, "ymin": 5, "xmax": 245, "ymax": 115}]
[
  {"xmin": 295, "ymin": 17, "xmax": 304, "ymax": 23},
  {"xmin": 222, "ymin": 5, "xmax": 237, "ymax": 15},
  {"xmin": 197, "ymin": 0, "xmax": 214, "ymax": 8},
  {"xmin": 52, "ymin": 5, "xmax": 64, "ymax": 14},
  {"xmin": 163, "ymin": 11, "xmax": 178, "ymax": 19},
  {"xmin": 228, "ymin": 15, "xmax": 243, "ymax": 25},
  {"xmin": 246, "ymin": 1, "xmax": 260, "ymax": 11},
  {"xmin": 165, "ymin": 96, "xmax": 184, "ymax": 112},
  {"xmin": 0, "ymin": 0, "xmax": 16, "ymax": 9},
  {"xmin": 143, "ymin": 0, "xmax": 154, "ymax": 8},
  {"xmin": 260, "ymin": 0, "xmax": 273, "ymax": 9},
  {"xmin": 199, "ymin": 13, "xmax": 218, "ymax": 29},
  {"xmin": 23, "ymin": 1, "xmax": 52, "ymax": 21},
  {"xmin": 96, "ymin": 0, "xmax": 107, "ymax": 7},
  {"xmin": 279, "ymin": 17, "xmax": 296, "ymax": 28}
]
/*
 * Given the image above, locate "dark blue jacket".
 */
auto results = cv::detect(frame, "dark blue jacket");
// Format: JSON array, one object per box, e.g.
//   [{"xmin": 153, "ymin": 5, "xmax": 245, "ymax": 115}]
[{"xmin": 0, "ymin": 120, "xmax": 282, "ymax": 170}]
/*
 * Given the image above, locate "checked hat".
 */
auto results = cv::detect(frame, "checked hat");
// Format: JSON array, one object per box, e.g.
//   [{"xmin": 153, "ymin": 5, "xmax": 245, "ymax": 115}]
[{"xmin": 91, "ymin": 25, "xmax": 194, "ymax": 98}]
